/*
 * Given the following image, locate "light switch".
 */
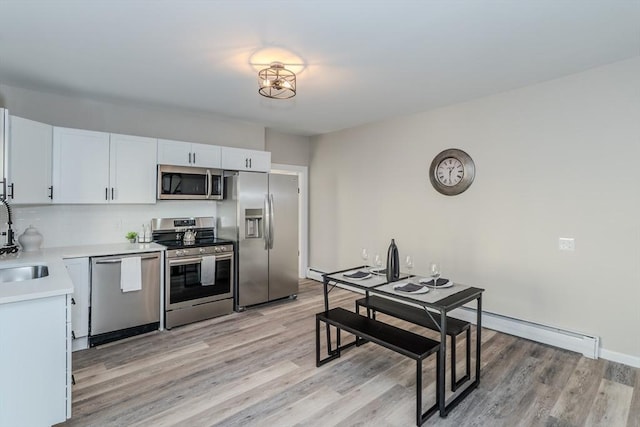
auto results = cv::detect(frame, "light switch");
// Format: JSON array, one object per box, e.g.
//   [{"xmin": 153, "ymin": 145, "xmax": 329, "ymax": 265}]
[{"xmin": 559, "ymin": 237, "xmax": 575, "ymax": 251}]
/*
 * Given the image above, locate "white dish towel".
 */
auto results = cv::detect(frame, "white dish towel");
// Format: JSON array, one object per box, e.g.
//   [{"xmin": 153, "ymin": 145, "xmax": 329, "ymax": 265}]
[
  {"xmin": 201, "ymin": 256, "xmax": 216, "ymax": 286},
  {"xmin": 120, "ymin": 256, "xmax": 142, "ymax": 292}
]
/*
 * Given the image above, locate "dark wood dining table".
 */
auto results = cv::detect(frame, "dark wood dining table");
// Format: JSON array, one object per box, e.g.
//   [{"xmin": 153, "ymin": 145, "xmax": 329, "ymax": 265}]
[{"xmin": 322, "ymin": 266, "xmax": 484, "ymax": 417}]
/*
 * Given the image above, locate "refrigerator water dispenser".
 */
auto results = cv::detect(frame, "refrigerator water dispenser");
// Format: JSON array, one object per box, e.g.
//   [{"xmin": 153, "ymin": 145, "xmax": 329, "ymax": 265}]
[{"xmin": 245, "ymin": 209, "xmax": 263, "ymax": 238}]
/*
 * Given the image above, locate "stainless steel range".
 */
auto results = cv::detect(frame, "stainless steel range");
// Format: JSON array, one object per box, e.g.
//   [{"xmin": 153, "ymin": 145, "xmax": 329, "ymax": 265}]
[{"xmin": 151, "ymin": 217, "xmax": 234, "ymax": 329}]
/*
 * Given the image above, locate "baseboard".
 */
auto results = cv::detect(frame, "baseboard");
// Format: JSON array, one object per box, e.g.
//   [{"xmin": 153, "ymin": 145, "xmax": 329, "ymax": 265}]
[
  {"xmin": 307, "ymin": 267, "xmax": 639, "ymax": 366},
  {"xmin": 600, "ymin": 348, "xmax": 640, "ymax": 368},
  {"xmin": 450, "ymin": 307, "xmax": 599, "ymax": 359}
]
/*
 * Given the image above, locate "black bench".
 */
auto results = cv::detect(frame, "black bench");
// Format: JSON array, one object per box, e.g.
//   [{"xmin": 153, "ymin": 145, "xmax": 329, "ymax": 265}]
[
  {"xmin": 316, "ymin": 307, "xmax": 440, "ymax": 426},
  {"xmin": 356, "ymin": 295, "xmax": 471, "ymax": 391}
]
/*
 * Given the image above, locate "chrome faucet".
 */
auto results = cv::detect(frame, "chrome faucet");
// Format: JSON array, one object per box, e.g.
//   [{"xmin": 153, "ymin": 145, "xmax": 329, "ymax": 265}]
[{"xmin": 0, "ymin": 198, "xmax": 18, "ymax": 254}]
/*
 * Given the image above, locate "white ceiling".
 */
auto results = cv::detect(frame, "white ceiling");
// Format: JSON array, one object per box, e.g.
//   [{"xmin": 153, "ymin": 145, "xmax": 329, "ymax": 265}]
[{"xmin": 0, "ymin": 1, "xmax": 638, "ymax": 136}]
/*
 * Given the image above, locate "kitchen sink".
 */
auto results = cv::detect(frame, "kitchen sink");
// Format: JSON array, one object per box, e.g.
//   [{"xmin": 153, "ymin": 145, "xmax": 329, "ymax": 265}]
[{"xmin": 0, "ymin": 265, "xmax": 49, "ymax": 283}]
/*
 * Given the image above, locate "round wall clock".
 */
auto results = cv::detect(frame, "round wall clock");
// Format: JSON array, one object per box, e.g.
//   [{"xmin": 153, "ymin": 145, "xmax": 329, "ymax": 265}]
[{"xmin": 429, "ymin": 148, "xmax": 475, "ymax": 196}]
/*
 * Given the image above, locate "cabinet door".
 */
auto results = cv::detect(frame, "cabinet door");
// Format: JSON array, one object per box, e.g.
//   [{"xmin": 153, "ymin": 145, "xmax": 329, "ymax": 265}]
[
  {"xmin": 247, "ymin": 150, "xmax": 271, "ymax": 172},
  {"xmin": 221, "ymin": 147, "xmax": 271, "ymax": 172},
  {"xmin": 157, "ymin": 139, "xmax": 191, "ymax": 167},
  {"xmin": 52, "ymin": 127, "xmax": 110, "ymax": 203},
  {"xmin": 7, "ymin": 116, "xmax": 53, "ymax": 204},
  {"xmin": 110, "ymin": 134, "xmax": 157, "ymax": 204},
  {"xmin": 0, "ymin": 295, "xmax": 68, "ymax": 426},
  {"xmin": 191, "ymin": 142, "xmax": 221, "ymax": 168},
  {"xmin": 64, "ymin": 257, "xmax": 90, "ymax": 339}
]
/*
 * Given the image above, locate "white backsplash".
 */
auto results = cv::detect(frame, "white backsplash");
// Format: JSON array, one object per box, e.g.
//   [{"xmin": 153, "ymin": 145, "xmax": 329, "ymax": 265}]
[{"xmin": 8, "ymin": 201, "xmax": 220, "ymax": 248}]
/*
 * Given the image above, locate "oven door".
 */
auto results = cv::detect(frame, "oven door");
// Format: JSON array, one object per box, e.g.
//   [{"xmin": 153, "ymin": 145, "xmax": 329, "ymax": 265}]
[{"xmin": 165, "ymin": 252, "xmax": 233, "ymax": 310}]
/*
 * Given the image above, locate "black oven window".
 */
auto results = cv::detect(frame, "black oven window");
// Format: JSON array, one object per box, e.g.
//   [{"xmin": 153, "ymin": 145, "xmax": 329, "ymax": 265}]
[{"xmin": 169, "ymin": 260, "xmax": 231, "ymax": 304}]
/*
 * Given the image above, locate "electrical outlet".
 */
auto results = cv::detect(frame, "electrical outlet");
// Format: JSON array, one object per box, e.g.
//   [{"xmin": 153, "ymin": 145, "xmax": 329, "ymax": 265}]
[{"xmin": 558, "ymin": 237, "xmax": 575, "ymax": 251}]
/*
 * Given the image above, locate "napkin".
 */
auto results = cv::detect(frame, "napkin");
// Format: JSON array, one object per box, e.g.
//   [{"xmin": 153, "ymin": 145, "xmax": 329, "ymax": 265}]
[
  {"xmin": 418, "ymin": 278, "xmax": 452, "ymax": 288},
  {"xmin": 343, "ymin": 271, "xmax": 371, "ymax": 279}
]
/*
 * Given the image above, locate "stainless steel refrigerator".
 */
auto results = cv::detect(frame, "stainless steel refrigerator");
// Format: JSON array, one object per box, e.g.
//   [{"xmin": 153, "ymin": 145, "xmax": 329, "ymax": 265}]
[{"xmin": 218, "ymin": 171, "xmax": 298, "ymax": 310}]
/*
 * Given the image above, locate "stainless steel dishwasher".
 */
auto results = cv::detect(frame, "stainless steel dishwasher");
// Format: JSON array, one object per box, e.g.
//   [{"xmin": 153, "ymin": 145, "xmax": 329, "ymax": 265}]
[{"xmin": 89, "ymin": 252, "xmax": 161, "ymax": 347}]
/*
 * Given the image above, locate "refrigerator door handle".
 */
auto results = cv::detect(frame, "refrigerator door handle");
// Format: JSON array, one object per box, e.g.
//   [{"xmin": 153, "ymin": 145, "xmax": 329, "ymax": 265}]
[
  {"xmin": 269, "ymin": 193, "xmax": 275, "ymax": 249},
  {"xmin": 264, "ymin": 194, "xmax": 270, "ymax": 250}
]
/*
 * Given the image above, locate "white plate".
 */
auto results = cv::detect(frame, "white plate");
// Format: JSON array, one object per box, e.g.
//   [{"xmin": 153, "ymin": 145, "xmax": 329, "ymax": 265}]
[
  {"xmin": 418, "ymin": 278, "xmax": 453, "ymax": 288},
  {"xmin": 369, "ymin": 267, "xmax": 386, "ymax": 275},
  {"xmin": 393, "ymin": 282, "xmax": 429, "ymax": 294}
]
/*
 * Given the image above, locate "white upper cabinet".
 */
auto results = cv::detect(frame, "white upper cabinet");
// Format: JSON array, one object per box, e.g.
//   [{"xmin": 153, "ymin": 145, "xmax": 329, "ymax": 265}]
[
  {"xmin": 109, "ymin": 134, "xmax": 157, "ymax": 204},
  {"xmin": 221, "ymin": 147, "xmax": 271, "ymax": 172},
  {"xmin": 52, "ymin": 127, "xmax": 157, "ymax": 204},
  {"xmin": 7, "ymin": 116, "xmax": 53, "ymax": 204},
  {"xmin": 157, "ymin": 139, "xmax": 221, "ymax": 168},
  {"xmin": 52, "ymin": 127, "xmax": 110, "ymax": 204}
]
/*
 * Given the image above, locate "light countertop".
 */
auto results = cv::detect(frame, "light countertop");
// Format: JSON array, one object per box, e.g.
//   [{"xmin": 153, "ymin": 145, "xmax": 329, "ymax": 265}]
[{"xmin": 0, "ymin": 242, "xmax": 166, "ymax": 305}]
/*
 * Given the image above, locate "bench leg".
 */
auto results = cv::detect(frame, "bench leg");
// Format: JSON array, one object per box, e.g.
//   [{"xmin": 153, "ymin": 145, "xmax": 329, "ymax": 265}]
[
  {"xmin": 416, "ymin": 359, "xmax": 422, "ymax": 426},
  {"xmin": 315, "ymin": 316, "xmax": 321, "ymax": 367},
  {"xmin": 451, "ymin": 334, "xmax": 457, "ymax": 391},
  {"xmin": 354, "ymin": 301, "xmax": 371, "ymax": 347},
  {"xmin": 417, "ymin": 351, "xmax": 440, "ymax": 426},
  {"xmin": 451, "ymin": 328, "xmax": 472, "ymax": 391}
]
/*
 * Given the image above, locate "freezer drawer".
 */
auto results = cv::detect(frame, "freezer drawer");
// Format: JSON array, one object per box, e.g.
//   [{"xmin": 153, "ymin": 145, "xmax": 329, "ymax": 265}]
[{"xmin": 90, "ymin": 253, "xmax": 161, "ymax": 340}]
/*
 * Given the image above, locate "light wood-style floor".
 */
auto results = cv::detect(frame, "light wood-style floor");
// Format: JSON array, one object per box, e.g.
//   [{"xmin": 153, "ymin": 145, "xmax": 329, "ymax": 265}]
[{"xmin": 59, "ymin": 279, "xmax": 639, "ymax": 427}]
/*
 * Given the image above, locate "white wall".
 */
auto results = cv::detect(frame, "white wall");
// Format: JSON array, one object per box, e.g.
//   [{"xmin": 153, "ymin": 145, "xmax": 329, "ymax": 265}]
[
  {"xmin": 12, "ymin": 201, "xmax": 220, "ymax": 248},
  {"xmin": 0, "ymin": 84, "xmax": 265, "ymax": 150},
  {"xmin": 309, "ymin": 57, "xmax": 640, "ymax": 359},
  {"xmin": 266, "ymin": 129, "xmax": 311, "ymax": 166}
]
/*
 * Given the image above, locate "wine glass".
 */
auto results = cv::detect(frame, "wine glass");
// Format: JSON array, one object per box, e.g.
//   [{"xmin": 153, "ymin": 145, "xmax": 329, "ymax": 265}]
[
  {"xmin": 373, "ymin": 254, "xmax": 383, "ymax": 274},
  {"xmin": 405, "ymin": 255, "xmax": 414, "ymax": 283},
  {"xmin": 361, "ymin": 248, "xmax": 369, "ymax": 267},
  {"xmin": 429, "ymin": 262, "xmax": 441, "ymax": 288}
]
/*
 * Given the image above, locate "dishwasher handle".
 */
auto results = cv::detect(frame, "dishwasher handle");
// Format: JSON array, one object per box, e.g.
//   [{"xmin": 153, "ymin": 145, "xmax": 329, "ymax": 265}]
[{"xmin": 94, "ymin": 255, "xmax": 159, "ymax": 264}]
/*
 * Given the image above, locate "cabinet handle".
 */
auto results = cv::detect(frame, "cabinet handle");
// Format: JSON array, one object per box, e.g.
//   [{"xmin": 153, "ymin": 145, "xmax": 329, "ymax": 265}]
[
  {"xmin": 245, "ymin": 158, "xmax": 248, "ymax": 168},
  {"xmin": 48, "ymin": 186, "xmax": 53, "ymax": 199},
  {"xmin": 189, "ymin": 152, "xmax": 192, "ymax": 163},
  {"xmin": 8, "ymin": 183, "xmax": 14, "ymax": 199},
  {"xmin": 249, "ymin": 158, "xmax": 252, "ymax": 168},
  {"xmin": 71, "ymin": 297, "xmax": 76, "ymax": 305},
  {"xmin": 105, "ymin": 187, "xmax": 108, "ymax": 200},
  {"xmin": 72, "ymin": 374, "xmax": 76, "ymax": 386},
  {"xmin": 111, "ymin": 187, "xmax": 114, "ymax": 200},
  {"xmin": 193, "ymin": 152, "xmax": 196, "ymax": 164},
  {"xmin": 71, "ymin": 330, "xmax": 76, "ymax": 339}
]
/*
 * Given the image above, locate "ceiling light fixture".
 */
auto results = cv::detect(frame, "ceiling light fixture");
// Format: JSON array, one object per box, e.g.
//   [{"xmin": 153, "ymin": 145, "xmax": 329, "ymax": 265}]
[{"xmin": 258, "ymin": 62, "xmax": 296, "ymax": 99}]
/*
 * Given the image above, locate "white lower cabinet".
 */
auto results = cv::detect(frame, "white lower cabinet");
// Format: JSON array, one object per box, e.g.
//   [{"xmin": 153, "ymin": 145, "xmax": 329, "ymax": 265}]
[
  {"xmin": 0, "ymin": 295, "xmax": 70, "ymax": 425},
  {"xmin": 64, "ymin": 257, "xmax": 90, "ymax": 350}
]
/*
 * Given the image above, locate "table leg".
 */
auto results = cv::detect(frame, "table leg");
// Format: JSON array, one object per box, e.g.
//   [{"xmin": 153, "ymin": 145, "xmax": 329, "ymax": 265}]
[
  {"xmin": 476, "ymin": 294, "xmax": 482, "ymax": 382},
  {"xmin": 438, "ymin": 309, "xmax": 447, "ymax": 417},
  {"xmin": 323, "ymin": 276, "xmax": 333, "ymax": 354}
]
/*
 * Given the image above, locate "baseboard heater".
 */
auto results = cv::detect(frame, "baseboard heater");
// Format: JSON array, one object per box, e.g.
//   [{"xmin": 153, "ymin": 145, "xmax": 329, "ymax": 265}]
[{"xmin": 306, "ymin": 267, "xmax": 599, "ymax": 359}]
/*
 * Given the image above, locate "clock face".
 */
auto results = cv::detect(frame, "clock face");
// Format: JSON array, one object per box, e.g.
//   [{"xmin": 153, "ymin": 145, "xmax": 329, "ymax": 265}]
[
  {"xmin": 429, "ymin": 149, "xmax": 475, "ymax": 196},
  {"xmin": 436, "ymin": 157, "xmax": 464, "ymax": 186}
]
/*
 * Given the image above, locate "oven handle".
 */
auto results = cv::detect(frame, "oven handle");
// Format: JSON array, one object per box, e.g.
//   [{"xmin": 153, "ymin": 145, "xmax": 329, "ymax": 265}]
[{"xmin": 168, "ymin": 257, "xmax": 203, "ymax": 266}]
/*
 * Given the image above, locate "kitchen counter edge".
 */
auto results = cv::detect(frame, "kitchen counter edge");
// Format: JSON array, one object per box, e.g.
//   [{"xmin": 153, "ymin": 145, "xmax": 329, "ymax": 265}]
[{"xmin": 0, "ymin": 242, "xmax": 166, "ymax": 305}]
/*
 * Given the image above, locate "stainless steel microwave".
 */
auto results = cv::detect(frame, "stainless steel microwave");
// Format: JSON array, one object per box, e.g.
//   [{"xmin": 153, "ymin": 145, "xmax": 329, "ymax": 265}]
[{"xmin": 157, "ymin": 165, "xmax": 223, "ymax": 200}]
